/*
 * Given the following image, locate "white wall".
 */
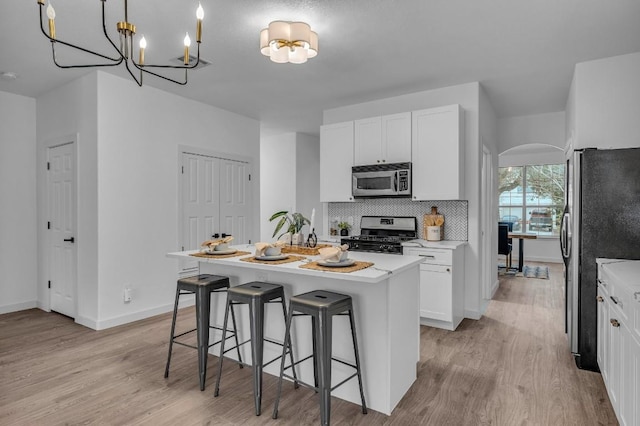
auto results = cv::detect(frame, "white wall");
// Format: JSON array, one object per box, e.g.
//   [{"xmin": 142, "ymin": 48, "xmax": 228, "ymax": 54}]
[
  {"xmin": 94, "ymin": 72, "xmax": 260, "ymax": 329},
  {"xmin": 35, "ymin": 71, "xmax": 260, "ymax": 329},
  {"xmin": 260, "ymin": 133, "xmax": 297, "ymax": 242},
  {"xmin": 260, "ymin": 132, "xmax": 322, "ymax": 242},
  {"xmin": 324, "ymin": 82, "xmax": 486, "ymax": 319},
  {"xmin": 572, "ymin": 52, "xmax": 640, "ymax": 150},
  {"xmin": 295, "ymin": 133, "xmax": 322, "ymax": 237},
  {"xmin": 0, "ymin": 91, "xmax": 37, "ymax": 314},
  {"xmin": 498, "ymin": 111, "xmax": 565, "ymax": 153}
]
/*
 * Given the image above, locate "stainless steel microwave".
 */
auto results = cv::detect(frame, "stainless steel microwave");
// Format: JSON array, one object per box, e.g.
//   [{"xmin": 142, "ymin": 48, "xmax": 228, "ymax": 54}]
[{"xmin": 352, "ymin": 162, "xmax": 411, "ymax": 198}]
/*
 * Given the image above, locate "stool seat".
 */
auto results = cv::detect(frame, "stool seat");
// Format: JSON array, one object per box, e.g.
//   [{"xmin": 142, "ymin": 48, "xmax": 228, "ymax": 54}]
[
  {"xmin": 228, "ymin": 281, "xmax": 284, "ymax": 301},
  {"xmin": 290, "ymin": 290, "xmax": 353, "ymax": 314},
  {"xmin": 164, "ymin": 274, "xmax": 242, "ymax": 391}
]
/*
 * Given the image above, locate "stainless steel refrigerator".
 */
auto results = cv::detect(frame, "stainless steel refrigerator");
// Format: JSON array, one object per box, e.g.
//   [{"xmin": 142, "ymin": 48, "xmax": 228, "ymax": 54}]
[{"xmin": 560, "ymin": 147, "xmax": 640, "ymax": 371}]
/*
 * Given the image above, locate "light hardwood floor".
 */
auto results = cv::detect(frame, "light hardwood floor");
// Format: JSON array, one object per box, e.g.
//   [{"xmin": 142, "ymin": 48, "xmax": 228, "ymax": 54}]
[{"xmin": 0, "ymin": 263, "xmax": 617, "ymax": 425}]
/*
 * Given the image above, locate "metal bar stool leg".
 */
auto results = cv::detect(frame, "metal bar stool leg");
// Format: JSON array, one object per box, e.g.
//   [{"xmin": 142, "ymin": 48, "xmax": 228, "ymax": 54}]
[
  {"xmin": 249, "ymin": 298, "xmax": 265, "ymax": 416},
  {"xmin": 279, "ymin": 298, "xmax": 299, "ymax": 386},
  {"xmin": 195, "ymin": 285, "xmax": 212, "ymax": 391},
  {"xmin": 164, "ymin": 286, "xmax": 181, "ymax": 379},
  {"xmin": 214, "ymin": 298, "xmax": 232, "ymax": 397},
  {"xmin": 229, "ymin": 297, "xmax": 243, "ymax": 367},
  {"xmin": 349, "ymin": 308, "xmax": 368, "ymax": 414},
  {"xmin": 272, "ymin": 303, "xmax": 295, "ymax": 419},
  {"xmin": 311, "ymin": 315, "xmax": 319, "ymax": 390},
  {"xmin": 317, "ymin": 310, "xmax": 333, "ymax": 426}
]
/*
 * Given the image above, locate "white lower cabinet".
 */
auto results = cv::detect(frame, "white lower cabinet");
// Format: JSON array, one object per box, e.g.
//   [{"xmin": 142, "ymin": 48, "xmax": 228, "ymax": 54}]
[
  {"xmin": 596, "ymin": 259, "xmax": 640, "ymax": 426},
  {"xmin": 405, "ymin": 245, "xmax": 464, "ymax": 331}
]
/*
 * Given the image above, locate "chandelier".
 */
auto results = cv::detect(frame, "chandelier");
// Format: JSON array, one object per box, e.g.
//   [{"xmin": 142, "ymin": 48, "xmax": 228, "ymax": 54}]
[
  {"xmin": 36, "ymin": 0, "xmax": 204, "ymax": 86},
  {"xmin": 260, "ymin": 21, "xmax": 318, "ymax": 64}
]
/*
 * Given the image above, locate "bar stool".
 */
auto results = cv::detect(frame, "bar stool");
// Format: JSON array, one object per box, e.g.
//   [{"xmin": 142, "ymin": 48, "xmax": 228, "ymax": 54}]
[
  {"xmin": 214, "ymin": 281, "xmax": 298, "ymax": 416},
  {"xmin": 164, "ymin": 274, "xmax": 242, "ymax": 391},
  {"xmin": 272, "ymin": 290, "xmax": 367, "ymax": 426}
]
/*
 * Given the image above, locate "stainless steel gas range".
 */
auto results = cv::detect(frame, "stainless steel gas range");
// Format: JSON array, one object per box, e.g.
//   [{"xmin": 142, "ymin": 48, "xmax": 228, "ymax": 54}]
[{"xmin": 341, "ymin": 216, "xmax": 417, "ymax": 255}]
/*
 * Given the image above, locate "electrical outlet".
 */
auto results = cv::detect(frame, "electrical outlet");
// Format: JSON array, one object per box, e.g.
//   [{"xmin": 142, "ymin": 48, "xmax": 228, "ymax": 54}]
[{"xmin": 123, "ymin": 287, "xmax": 132, "ymax": 303}]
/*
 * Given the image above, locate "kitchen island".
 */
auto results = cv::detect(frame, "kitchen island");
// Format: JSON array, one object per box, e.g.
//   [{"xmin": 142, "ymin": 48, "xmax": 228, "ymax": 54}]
[{"xmin": 167, "ymin": 246, "xmax": 422, "ymax": 415}]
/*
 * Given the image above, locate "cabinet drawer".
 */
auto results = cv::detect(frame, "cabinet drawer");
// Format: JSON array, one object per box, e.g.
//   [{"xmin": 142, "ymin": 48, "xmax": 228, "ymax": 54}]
[{"xmin": 405, "ymin": 248, "xmax": 452, "ymax": 265}]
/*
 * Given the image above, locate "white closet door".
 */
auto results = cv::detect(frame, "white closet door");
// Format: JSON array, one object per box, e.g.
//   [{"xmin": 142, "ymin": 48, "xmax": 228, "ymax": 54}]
[
  {"xmin": 181, "ymin": 152, "xmax": 220, "ymax": 272},
  {"xmin": 219, "ymin": 158, "xmax": 252, "ymax": 245}
]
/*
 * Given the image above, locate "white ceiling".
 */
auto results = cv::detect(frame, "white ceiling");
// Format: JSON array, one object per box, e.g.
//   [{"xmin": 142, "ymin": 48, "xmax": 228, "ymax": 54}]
[{"xmin": 2, "ymin": 0, "xmax": 640, "ymax": 137}]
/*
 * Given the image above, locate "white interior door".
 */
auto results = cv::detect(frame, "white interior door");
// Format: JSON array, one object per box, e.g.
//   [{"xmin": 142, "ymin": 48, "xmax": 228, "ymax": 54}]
[
  {"xmin": 48, "ymin": 142, "xmax": 77, "ymax": 317},
  {"xmin": 181, "ymin": 152, "xmax": 220, "ymax": 271},
  {"xmin": 219, "ymin": 158, "xmax": 251, "ymax": 244},
  {"xmin": 180, "ymin": 152, "xmax": 252, "ymax": 272}
]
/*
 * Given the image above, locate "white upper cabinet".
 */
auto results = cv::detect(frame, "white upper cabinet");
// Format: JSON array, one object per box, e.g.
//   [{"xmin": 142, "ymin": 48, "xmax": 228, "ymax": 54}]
[
  {"xmin": 354, "ymin": 112, "xmax": 411, "ymax": 166},
  {"xmin": 411, "ymin": 104, "xmax": 464, "ymax": 201},
  {"xmin": 320, "ymin": 121, "xmax": 355, "ymax": 202}
]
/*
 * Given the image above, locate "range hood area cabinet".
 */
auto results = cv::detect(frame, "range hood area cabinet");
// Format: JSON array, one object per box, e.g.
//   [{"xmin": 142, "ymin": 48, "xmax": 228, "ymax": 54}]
[
  {"xmin": 354, "ymin": 112, "xmax": 412, "ymax": 166},
  {"xmin": 319, "ymin": 104, "xmax": 464, "ymax": 202},
  {"xmin": 411, "ymin": 104, "xmax": 464, "ymax": 201},
  {"xmin": 320, "ymin": 121, "xmax": 355, "ymax": 202}
]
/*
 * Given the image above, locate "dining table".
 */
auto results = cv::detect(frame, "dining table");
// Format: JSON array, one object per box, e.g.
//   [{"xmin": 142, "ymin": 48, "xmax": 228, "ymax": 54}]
[{"xmin": 508, "ymin": 232, "xmax": 538, "ymax": 272}]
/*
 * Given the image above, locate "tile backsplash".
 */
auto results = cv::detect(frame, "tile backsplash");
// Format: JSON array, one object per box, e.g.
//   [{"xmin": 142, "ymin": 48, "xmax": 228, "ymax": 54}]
[{"xmin": 328, "ymin": 199, "xmax": 468, "ymax": 241}]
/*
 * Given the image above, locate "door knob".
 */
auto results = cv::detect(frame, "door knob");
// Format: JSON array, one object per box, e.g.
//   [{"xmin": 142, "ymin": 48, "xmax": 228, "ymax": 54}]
[{"xmin": 63, "ymin": 237, "xmax": 75, "ymax": 243}]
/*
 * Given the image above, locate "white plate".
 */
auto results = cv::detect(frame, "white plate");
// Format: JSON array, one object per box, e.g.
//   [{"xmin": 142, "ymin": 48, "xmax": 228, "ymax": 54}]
[
  {"xmin": 255, "ymin": 254, "xmax": 289, "ymax": 261},
  {"xmin": 202, "ymin": 248, "xmax": 237, "ymax": 255},
  {"xmin": 317, "ymin": 259, "xmax": 356, "ymax": 268}
]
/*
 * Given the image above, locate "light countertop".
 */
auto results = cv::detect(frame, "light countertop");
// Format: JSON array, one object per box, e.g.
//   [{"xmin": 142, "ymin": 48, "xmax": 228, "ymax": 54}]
[
  {"xmin": 167, "ymin": 245, "xmax": 423, "ymax": 284},
  {"xmin": 402, "ymin": 239, "xmax": 467, "ymax": 249},
  {"xmin": 597, "ymin": 258, "xmax": 640, "ymax": 290}
]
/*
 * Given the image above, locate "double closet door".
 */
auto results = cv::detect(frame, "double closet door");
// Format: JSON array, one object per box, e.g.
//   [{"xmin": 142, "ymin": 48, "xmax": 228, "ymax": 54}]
[{"xmin": 180, "ymin": 151, "xmax": 252, "ymax": 272}]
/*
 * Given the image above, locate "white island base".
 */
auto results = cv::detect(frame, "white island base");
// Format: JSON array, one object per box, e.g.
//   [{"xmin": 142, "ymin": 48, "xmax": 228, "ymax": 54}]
[{"xmin": 168, "ymin": 248, "xmax": 421, "ymax": 416}]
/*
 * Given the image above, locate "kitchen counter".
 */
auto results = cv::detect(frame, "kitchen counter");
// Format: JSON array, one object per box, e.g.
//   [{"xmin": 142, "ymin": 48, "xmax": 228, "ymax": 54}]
[
  {"xmin": 402, "ymin": 239, "xmax": 468, "ymax": 249},
  {"xmin": 167, "ymin": 246, "xmax": 422, "ymax": 415},
  {"xmin": 597, "ymin": 258, "xmax": 640, "ymax": 292}
]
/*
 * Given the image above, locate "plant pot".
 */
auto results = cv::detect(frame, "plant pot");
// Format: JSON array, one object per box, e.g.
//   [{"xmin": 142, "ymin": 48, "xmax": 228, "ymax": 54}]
[
  {"xmin": 340, "ymin": 229, "xmax": 349, "ymax": 236},
  {"xmin": 291, "ymin": 233, "xmax": 304, "ymax": 245}
]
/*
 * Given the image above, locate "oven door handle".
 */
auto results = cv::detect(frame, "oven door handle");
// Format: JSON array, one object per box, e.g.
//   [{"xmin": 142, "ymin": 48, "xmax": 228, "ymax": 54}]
[{"xmin": 394, "ymin": 171, "xmax": 398, "ymax": 192}]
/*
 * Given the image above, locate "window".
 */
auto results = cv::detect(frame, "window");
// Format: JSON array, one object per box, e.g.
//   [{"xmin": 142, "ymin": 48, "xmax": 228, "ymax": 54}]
[{"xmin": 498, "ymin": 164, "xmax": 565, "ymax": 237}]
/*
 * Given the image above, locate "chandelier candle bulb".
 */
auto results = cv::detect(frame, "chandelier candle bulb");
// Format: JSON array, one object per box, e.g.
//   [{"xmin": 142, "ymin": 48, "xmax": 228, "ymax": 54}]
[
  {"xmin": 138, "ymin": 36, "xmax": 146, "ymax": 65},
  {"xmin": 46, "ymin": 1, "xmax": 56, "ymax": 39},
  {"xmin": 183, "ymin": 32, "xmax": 191, "ymax": 64},
  {"xmin": 196, "ymin": 2, "xmax": 203, "ymax": 43}
]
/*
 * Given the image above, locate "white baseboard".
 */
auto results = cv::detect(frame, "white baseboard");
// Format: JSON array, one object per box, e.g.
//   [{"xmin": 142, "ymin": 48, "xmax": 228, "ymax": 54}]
[
  {"xmin": 510, "ymin": 256, "xmax": 562, "ymax": 264},
  {"xmin": 0, "ymin": 300, "xmax": 37, "ymax": 315},
  {"xmin": 75, "ymin": 315, "xmax": 98, "ymax": 330},
  {"xmin": 464, "ymin": 308, "xmax": 482, "ymax": 320},
  {"xmin": 91, "ymin": 297, "xmax": 196, "ymax": 331}
]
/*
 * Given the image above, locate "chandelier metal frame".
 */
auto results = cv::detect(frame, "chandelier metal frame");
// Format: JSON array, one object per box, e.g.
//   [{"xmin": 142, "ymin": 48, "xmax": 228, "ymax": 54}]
[{"xmin": 36, "ymin": 0, "xmax": 202, "ymax": 86}]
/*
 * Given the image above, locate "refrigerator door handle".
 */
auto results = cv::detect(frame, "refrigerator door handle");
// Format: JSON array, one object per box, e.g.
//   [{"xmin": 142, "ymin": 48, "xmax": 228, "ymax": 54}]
[{"xmin": 560, "ymin": 209, "xmax": 571, "ymax": 259}]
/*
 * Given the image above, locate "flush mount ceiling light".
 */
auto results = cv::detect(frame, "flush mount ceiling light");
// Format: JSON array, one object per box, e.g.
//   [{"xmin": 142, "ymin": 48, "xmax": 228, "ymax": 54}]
[
  {"xmin": 260, "ymin": 21, "xmax": 318, "ymax": 64},
  {"xmin": 36, "ymin": 0, "xmax": 204, "ymax": 86}
]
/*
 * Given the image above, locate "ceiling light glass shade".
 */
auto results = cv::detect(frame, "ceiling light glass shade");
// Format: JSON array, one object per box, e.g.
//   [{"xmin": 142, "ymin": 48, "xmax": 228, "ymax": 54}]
[{"xmin": 260, "ymin": 20, "xmax": 318, "ymax": 64}]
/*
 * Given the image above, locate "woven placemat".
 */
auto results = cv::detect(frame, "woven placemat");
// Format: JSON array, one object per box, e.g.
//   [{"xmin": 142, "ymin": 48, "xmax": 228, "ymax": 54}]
[
  {"xmin": 281, "ymin": 244, "xmax": 333, "ymax": 256},
  {"xmin": 299, "ymin": 261, "xmax": 374, "ymax": 273},
  {"xmin": 239, "ymin": 255, "xmax": 307, "ymax": 265},
  {"xmin": 190, "ymin": 250, "xmax": 251, "ymax": 259}
]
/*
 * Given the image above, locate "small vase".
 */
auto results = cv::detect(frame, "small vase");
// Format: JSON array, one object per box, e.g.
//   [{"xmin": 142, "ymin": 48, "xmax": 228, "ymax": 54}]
[
  {"xmin": 340, "ymin": 229, "xmax": 349, "ymax": 236},
  {"xmin": 291, "ymin": 233, "xmax": 304, "ymax": 245}
]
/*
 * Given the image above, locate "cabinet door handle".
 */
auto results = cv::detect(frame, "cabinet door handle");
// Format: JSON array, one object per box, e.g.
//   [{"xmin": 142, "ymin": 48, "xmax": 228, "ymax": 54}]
[
  {"xmin": 446, "ymin": 268, "xmax": 451, "ymax": 272},
  {"xmin": 63, "ymin": 237, "xmax": 75, "ymax": 243},
  {"xmin": 610, "ymin": 296, "xmax": 620, "ymax": 305},
  {"xmin": 610, "ymin": 319, "xmax": 620, "ymax": 328},
  {"xmin": 596, "ymin": 295, "xmax": 604, "ymax": 303},
  {"xmin": 597, "ymin": 278, "xmax": 607, "ymax": 288}
]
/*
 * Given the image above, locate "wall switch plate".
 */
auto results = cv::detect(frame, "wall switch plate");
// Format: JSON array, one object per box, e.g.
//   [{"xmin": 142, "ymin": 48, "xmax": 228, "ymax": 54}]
[{"xmin": 124, "ymin": 288, "xmax": 132, "ymax": 302}]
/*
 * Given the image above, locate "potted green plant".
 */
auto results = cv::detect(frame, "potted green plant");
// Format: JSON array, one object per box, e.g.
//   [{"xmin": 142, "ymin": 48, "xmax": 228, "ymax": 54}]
[
  {"xmin": 338, "ymin": 221, "xmax": 352, "ymax": 236},
  {"xmin": 269, "ymin": 210, "xmax": 310, "ymax": 245}
]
